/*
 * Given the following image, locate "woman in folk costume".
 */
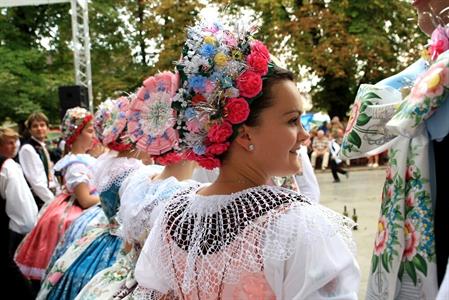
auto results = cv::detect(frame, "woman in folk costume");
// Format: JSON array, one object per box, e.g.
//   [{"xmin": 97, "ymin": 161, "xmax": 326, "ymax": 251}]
[
  {"xmin": 14, "ymin": 107, "xmax": 98, "ymax": 287},
  {"xmin": 76, "ymin": 71, "xmax": 200, "ymax": 299},
  {"xmin": 134, "ymin": 19, "xmax": 360, "ymax": 299},
  {"xmin": 37, "ymin": 96, "xmax": 145, "ymax": 300},
  {"xmin": 45, "ymin": 100, "xmax": 124, "ymax": 274},
  {"xmin": 340, "ymin": 1, "xmax": 449, "ymax": 298}
]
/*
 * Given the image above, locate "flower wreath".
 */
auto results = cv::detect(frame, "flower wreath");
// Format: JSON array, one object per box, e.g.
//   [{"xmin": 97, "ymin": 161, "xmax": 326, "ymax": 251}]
[
  {"xmin": 62, "ymin": 107, "xmax": 93, "ymax": 146},
  {"xmin": 127, "ymin": 71, "xmax": 183, "ymax": 165},
  {"xmin": 94, "ymin": 97, "xmax": 132, "ymax": 152},
  {"xmin": 172, "ymin": 20, "xmax": 276, "ymax": 169}
]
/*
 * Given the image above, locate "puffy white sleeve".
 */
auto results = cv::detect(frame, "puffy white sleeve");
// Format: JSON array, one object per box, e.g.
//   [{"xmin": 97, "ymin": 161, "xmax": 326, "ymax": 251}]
[
  {"xmin": 64, "ymin": 162, "xmax": 94, "ymax": 193},
  {"xmin": 135, "ymin": 217, "xmax": 172, "ymax": 293},
  {"xmin": 1, "ymin": 160, "xmax": 38, "ymax": 234},
  {"xmin": 437, "ymin": 259, "xmax": 449, "ymax": 300},
  {"xmin": 19, "ymin": 144, "xmax": 54, "ymax": 203},
  {"xmin": 264, "ymin": 204, "xmax": 360, "ymax": 299}
]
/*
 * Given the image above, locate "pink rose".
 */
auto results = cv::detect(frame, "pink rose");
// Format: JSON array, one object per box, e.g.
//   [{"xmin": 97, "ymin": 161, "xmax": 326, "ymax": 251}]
[
  {"xmin": 429, "ymin": 26, "xmax": 449, "ymax": 61},
  {"xmin": 409, "ymin": 60, "xmax": 449, "ymax": 103},
  {"xmin": 405, "ymin": 165, "xmax": 415, "ymax": 181},
  {"xmin": 224, "ymin": 98, "xmax": 250, "ymax": 124},
  {"xmin": 345, "ymin": 100, "xmax": 361, "ymax": 135},
  {"xmin": 374, "ymin": 216, "xmax": 389, "ymax": 255},
  {"xmin": 197, "ymin": 155, "xmax": 221, "ymax": 170},
  {"xmin": 236, "ymin": 71, "xmax": 263, "ymax": 99},
  {"xmin": 250, "ymin": 40, "xmax": 270, "ymax": 59},
  {"xmin": 207, "ymin": 121, "xmax": 233, "ymax": 143},
  {"xmin": 247, "ymin": 52, "xmax": 269, "ymax": 76},
  {"xmin": 48, "ymin": 272, "xmax": 63, "ymax": 285},
  {"xmin": 403, "ymin": 219, "xmax": 420, "ymax": 261},
  {"xmin": 206, "ymin": 143, "xmax": 230, "ymax": 155},
  {"xmin": 186, "ymin": 118, "xmax": 201, "ymax": 133},
  {"xmin": 405, "ymin": 193, "xmax": 415, "ymax": 207}
]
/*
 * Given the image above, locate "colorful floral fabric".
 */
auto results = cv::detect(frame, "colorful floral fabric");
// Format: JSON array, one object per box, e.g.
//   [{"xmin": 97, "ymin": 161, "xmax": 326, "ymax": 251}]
[{"xmin": 339, "ymin": 52, "xmax": 449, "ymax": 299}]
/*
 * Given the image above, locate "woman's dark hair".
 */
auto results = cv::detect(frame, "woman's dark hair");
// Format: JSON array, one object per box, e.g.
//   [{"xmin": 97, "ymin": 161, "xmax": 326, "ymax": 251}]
[{"xmin": 244, "ymin": 66, "xmax": 295, "ymax": 127}]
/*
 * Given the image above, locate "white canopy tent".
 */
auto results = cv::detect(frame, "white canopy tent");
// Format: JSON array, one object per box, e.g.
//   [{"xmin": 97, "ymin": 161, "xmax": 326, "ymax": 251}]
[{"xmin": 0, "ymin": 0, "xmax": 93, "ymax": 112}]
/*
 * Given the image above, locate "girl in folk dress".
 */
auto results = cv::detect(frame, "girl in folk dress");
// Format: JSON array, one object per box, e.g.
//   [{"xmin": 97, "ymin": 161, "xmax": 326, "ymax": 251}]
[
  {"xmin": 14, "ymin": 107, "xmax": 98, "ymax": 288},
  {"xmin": 38, "ymin": 97, "xmax": 146, "ymax": 300},
  {"xmin": 134, "ymin": 20, "xmax": 360, "ymax": 299},
  {"xmin": 76, "ymin": 71, "xmax": 199, "ymax": 299}
]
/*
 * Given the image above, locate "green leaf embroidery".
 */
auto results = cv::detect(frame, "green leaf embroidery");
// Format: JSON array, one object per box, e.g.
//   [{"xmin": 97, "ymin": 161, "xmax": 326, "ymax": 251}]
[
  {"xmin": 381, "ymin": 253, "xmax": 390, "ymax": 272},
  {"xmin": 371, "ymin": 255, "xmax": 379, "ymax": 273},
  {"xmin": 347, "ymin": 131, "xmax": 362, "ymax": 148},
  {"xmin": 362, "ymin": 92, "xmax": 381, "ymax": 100},
  {"xmin": 398, "ymin": 263, "xmax": 405, "ymax": 280},
  {"xmin": 413, "ymin": 253, "xmax": 428, "ymax": 276},
  {"xmin": 405, "ymin": 261, "xmax": 418, "ymax": 285},
  {"xmin": 356, "ymin": 113, "xmax": 371, "ymax": 126}
]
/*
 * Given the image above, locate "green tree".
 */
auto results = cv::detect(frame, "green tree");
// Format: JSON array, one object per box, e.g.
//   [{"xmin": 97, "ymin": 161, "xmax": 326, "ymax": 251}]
[{"xmin": 211, "ymin": 0, "xmax": 426, "ymax": 118}]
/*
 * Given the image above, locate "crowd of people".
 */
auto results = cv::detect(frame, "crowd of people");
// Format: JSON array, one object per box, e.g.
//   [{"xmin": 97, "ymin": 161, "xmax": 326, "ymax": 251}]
[{"xmin": 1, "ymin": 0, "xmax": 449, "ymax": 299}]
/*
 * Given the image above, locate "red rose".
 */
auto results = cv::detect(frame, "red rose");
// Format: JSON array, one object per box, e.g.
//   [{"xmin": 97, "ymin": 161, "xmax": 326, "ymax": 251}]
[
  {"xmin": 197, "ymin": 155, "xmax": 221, "ymax": 170},
  {"xmin": 206, "ymin": 142, "xmax": 230, "ymax": 155},
  {"xmin": 154, "ymin": 151, "xmax": 183, "ymax": 166},
  {"xmin": 236, "ymin": 71, "xmax": 263, "ymax": 99},
  {"xmin": 224, "ymin": 98, "xmax": 250, "ymax": 124},
  {"xmin": 207, "ymin": 121, "xmax": 233, "ymax": 143},
  {"xmin": 247, "ymin": 52, "xmax": 269, "ymax": 76},
  {"xmin": 250, "ymin": 40, "xmax": 270, "ymax": 59},
  {"xmin": 192, "ymin": 94, "xmax": 206, "ymax": 105}
]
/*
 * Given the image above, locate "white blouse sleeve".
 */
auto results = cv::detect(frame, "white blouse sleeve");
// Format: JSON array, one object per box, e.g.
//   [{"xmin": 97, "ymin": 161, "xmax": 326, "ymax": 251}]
[
  {"xmin": 264, "ymin": 205, "xmax": 360, "ymax": 299},
  {"xmin": 19, "ymin": 144, "xmax": 54, "ymax": 203},
  {"xmin": 135, "ymin": 218, "xmax": 172, "ymax": 293},
  {"xmin": 64, "ymin": 162, "xmax": 94, "ymax": 193},
  {"xmin": 1, "ymin": 159, "xmax": 38, "ymax": 234}
]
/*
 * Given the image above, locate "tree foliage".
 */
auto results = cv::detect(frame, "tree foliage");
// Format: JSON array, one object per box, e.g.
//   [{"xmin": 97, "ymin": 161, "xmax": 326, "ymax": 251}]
[
  {"xmin": 0, "ymin": 0, "xmax": 426, "ymax": 124},
  {"xmin": 211, "ymin": 0, "xmax": 426, "ymax": 118}
]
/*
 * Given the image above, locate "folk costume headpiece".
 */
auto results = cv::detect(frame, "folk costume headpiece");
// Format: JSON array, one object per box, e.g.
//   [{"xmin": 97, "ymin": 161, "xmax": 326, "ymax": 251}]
[
  {"xmin": 94, "ymin": 97, "xmax": 132, "ymax": 152},
  {"xmin": 61, "ymin": 107, "xmax": 93, "ymax": 146},
  {"xmin": 127, "ymin": 71, "xmax": 183, "ymax": 165},
  {"xmin": 172, "ymin": 20, "xmax": 276, "ymax": 169}
]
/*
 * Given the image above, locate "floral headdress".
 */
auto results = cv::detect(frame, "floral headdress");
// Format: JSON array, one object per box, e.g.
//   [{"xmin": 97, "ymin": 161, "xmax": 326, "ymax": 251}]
[
  {"xmin": 127, "ymin": 71, "xmax": 183, "ymax": 165},
  {"xmin": 94, "ymin": 96, "xmax": 132, "ymax": 152},
  {"xmin": 173, "ymin": 20, "xmax": 274, "ymax": 169},
  {"xmin": 61, "ymin": 107, "xmax": 93, "ymax": 146},
  {"xmin": 423, "ymin": 25, "xmax": 449, "ymax": 62}
]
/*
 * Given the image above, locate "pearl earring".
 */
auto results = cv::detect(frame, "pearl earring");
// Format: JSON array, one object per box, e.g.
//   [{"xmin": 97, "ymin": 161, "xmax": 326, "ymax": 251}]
[{"xmin": 248, "ymin": 144, "xmax": 255, "ymax": 151}]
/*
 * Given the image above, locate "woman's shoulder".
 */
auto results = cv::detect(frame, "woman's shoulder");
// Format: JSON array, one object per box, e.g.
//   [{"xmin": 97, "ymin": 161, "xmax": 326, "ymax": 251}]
[{"xmin": 54, "ymin": 153, "xmax": 96, "ymax": 171}]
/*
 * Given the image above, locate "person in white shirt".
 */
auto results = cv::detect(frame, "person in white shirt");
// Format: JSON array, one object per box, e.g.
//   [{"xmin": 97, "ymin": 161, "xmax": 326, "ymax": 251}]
[
  {"xmin": 0, "ymin": 127, "xmax": 38, "ymax": 255},
  {"xmin": 329, "ymin": 128, "xmax": 348, "ymax": 183},
  {"xmin": 19, "ymin": 112, "xmax": 57, "ymax": 209}
]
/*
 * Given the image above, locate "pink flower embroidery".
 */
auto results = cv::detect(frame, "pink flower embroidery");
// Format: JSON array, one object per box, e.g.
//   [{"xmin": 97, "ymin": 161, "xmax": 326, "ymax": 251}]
[
  {"xmin": 403, "ymin": 219, "xmax": 420, "ymax": 261},
  {"xmin": 48, "ymin": 272, "xmax": 63, "ymax": 285},
  {"xmin": 405, "ymin": 193, "xmax": 415, "ymax": 208},
  {"xmin": 409, "ymin": 60, "xmax": 449, "ymax": 103},
  {"xmin": 345, "ymin": 100, "xmax": 361, "ymax": 135},
  {"xmin": 374, "ymin": 216, "xmax": 389, "ymax": 255}
]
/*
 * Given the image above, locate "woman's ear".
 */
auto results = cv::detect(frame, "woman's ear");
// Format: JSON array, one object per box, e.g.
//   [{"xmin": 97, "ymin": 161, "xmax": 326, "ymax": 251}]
[{"xmin": 234, "ymin": 125, "xmax": 254, "ymax": 152}]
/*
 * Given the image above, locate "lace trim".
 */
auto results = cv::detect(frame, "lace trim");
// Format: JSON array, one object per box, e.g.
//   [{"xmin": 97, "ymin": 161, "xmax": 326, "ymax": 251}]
[
  {"xmin": 146, "ymin": 185, "xmax": 356, "ymax": 296},
  {"xmin": 95, "ymin": 156, "xmax": 143, "ymax": 193}
]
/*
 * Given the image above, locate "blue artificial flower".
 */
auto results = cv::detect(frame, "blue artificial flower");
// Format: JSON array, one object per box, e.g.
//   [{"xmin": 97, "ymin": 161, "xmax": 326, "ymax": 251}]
[
  {"xmin": 185, "ymin": 107, "xmax": 197, "ymax": 119},
  {"xmin": 189, "ymin": 75, "xmax": 206, "ymax": 92},
  {"xmin": 193, "ymin": 144, "xmax": 206, "ymax": 155},
  {"xmin": 200, "ymin": 44, "xmax": 216, "ymax": 58}
]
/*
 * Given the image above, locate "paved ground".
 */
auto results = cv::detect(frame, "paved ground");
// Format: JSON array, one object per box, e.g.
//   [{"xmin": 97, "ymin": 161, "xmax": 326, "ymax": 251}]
[{"xmin": 316, "ymin": 167, "xmax": 386, "ymax": 299}]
